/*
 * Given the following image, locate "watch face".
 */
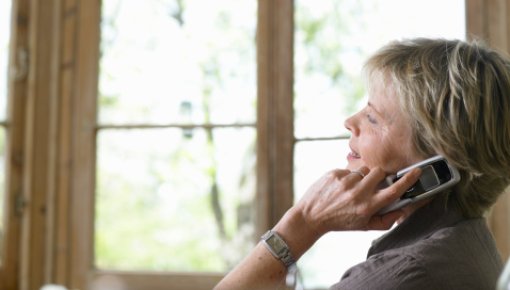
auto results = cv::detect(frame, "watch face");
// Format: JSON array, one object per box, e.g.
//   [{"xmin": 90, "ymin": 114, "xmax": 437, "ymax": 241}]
[{"xmin": 267, "ymin": 234, "xmax": 286, "ymax": 255}]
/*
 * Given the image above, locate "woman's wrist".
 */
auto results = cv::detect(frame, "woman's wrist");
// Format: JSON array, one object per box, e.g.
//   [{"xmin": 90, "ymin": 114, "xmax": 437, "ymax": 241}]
[{"xmin": 272, "ymin": 206, "xmax": 323, "ymax": 261}]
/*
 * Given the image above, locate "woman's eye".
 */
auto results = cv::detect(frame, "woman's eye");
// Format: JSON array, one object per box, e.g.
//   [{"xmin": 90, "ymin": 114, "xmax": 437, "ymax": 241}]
[{"xmin": 366, "ymin": 114, "xmax": 378, "ymax": 124}]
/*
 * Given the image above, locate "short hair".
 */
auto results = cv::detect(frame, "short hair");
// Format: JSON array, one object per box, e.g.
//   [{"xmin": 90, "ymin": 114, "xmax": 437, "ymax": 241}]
[{"xmin": 364, "ymin": 38, "xmax": 510, "ymax": 218}]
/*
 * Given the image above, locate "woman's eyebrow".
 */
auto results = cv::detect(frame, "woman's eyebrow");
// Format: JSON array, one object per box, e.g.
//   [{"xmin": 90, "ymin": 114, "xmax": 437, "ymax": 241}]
[
  {"xmin": 367, "ymin": 102, "xmax": 384, "ymax": 117},
  {"xmin": 368, "ymin": 101, "xmax": 398, "ymax": 124}
]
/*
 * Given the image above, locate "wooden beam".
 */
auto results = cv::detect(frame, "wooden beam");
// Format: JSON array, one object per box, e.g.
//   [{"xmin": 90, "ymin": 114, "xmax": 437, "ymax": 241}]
[
  {"xmin": 68, "ymin": 0, "xmax": 100, "ymax": 289},
  {"xmin": 466, "ymin": 0, "xmax": 488, "ymax": 41},
  {"xmin": 256, "ymin": 0, "xmax": 294, "ymax": 236},
  {"xmin": 0, "ymin": 0, "xmax": 30, "ymax": 289},
  {"xmin": 52, "ymin": 0, "xmax": 78, "ymax": 284},
  {"xmin": 19, "ymin": 0, "xmax": 61, "ymax": 289}
]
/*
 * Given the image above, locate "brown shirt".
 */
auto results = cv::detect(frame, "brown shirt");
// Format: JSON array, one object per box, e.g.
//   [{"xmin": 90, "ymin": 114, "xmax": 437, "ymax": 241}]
[{"xmin": 331, "ymin": 196, "xmax": 503, "ymax": 290}]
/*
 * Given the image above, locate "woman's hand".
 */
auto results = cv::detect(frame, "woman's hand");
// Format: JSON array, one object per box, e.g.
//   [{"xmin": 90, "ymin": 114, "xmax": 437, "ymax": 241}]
[{"xmin": 293, "ymin": 166, "xmax": 422, "ymax": 236}]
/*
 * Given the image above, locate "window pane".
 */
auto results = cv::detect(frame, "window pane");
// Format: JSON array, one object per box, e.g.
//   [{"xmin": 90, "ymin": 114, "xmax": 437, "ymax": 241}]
[
  {"xmin": 0, "ymin": 0, "xmax": 11, "ymax": 267},
  {"xmin": 294, "ymin": 0, "xmax": 465, "ymax": 289},
  {"xmin": 98, "ymin": 0, "xmax": 256, "ymax": 125},
  {"xmin": 95, "ymin": 128, "xmax": 256, "ymax": 272}
]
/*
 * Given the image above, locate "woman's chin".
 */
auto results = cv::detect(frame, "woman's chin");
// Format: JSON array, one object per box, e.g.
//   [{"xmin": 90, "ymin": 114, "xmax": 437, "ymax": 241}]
[{"xmin": 346, "ymin": 160, "xmax": 364, "ymax": 170}]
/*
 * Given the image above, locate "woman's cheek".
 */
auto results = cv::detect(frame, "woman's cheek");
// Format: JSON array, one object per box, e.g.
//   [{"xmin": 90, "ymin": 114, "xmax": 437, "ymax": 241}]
[{"xmin": 362, "ymin": 140, "xmax": 399, "ymax": 172}]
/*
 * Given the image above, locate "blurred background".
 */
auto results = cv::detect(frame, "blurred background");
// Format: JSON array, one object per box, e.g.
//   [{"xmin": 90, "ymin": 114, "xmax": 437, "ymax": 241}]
[{"xmin": 1, "ymin": 1, "xmax": 509, "ymax": 290}]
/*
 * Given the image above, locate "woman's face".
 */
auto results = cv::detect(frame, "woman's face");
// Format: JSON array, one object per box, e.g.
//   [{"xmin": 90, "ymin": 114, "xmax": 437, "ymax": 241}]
[{"xmin": 344, "ymin": 81, "xmax": 423, "ymax": 174}]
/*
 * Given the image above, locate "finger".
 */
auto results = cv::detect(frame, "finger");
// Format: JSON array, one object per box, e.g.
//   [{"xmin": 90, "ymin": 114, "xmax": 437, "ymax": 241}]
[
  {"xmin": 372, "ymin": 167, "xmax": 422, "ymax": 208},
  {"xmin": 358, "ymin": 167, "xmax": 386, "ymax": 188},
  {"xmin": 330, "ymin": 168, "xmax": 352, "ymax": 180},
  {"xmin": 340, "ymin": 167, "xmax": 371, "ymax": 189},
  {"xmin": 353, "ymin": 166, "xmax": 370, "ymax": 178},
  {"xmin": 323, "ymin": 169, "xmax": 353, "ymax": 189}
]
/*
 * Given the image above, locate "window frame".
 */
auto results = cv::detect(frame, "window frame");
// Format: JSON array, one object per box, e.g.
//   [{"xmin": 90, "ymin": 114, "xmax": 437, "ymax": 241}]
[
  {"xmin": 66, "ymin": 1, "xmax": 510, "ymax": 288},
  {"xmin": 2, "ymin": 1, "xmax": 510, "ymax": 290},
  {"xmin": 62, "ymin": 1, "xmax": 294, "ymax": 289},
  {"xmin": 0, "ymin": 0, "xmax": 27, "ymax": 289}
]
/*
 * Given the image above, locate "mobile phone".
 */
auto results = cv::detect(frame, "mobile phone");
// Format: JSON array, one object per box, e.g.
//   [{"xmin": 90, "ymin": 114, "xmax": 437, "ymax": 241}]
[{"xmin": 378, "ymin": 155, "xmax": 460, "ymax": 214}]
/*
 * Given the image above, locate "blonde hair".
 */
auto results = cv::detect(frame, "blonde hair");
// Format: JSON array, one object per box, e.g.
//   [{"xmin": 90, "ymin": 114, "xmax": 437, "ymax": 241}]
[{"xmin": 364, "ymin": 38, "xmax": 510, "ymax": 218}]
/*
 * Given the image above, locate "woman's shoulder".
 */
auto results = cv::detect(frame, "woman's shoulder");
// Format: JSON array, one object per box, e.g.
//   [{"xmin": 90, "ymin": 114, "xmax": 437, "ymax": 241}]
[
  {"xmin": 332, "ymin": 218, "xmax": 502, "ymax": 290},
  {"xmin": 334, "ymin": 244, "xmax": 499, "ymax": 290},
  {"xmin": 332, "ymin": 251, "xmax": 433, "ymax": 290},
  {"xmin": 415, "ymin": 216, "xmax": 501, "ymax": 264}
]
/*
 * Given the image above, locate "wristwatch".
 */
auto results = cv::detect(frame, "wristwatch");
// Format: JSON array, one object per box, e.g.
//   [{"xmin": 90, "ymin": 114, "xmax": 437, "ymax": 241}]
[{"xmin": 261, "ymin": 230, "xmax": 296, "ymax": 268}]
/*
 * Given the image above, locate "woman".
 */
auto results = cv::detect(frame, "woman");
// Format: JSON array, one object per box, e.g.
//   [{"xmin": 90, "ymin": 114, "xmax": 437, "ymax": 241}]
[{"xmin": 214, "ymin": 38, "xmax": 510, "ymax": 290}]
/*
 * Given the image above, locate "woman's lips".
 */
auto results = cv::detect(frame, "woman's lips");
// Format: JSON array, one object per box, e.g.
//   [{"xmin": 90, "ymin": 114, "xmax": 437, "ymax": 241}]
[{"xmin": 347, "ymin": 151, "xmax": 361, "ymax": 161}]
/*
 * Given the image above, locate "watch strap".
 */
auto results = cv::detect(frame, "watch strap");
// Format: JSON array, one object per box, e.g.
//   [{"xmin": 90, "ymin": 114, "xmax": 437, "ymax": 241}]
[{"xmin": 261, "ymin": 230, "xmax": 296, "ymax": 268}]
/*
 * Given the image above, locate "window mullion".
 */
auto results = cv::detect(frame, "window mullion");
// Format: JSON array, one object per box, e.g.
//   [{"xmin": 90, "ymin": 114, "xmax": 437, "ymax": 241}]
[
  {"xmin": 68, "ymin": 0, "xmax": 100, "ymax": 288},
  {"xmin": 256, "ymin": 0, "xmax": 294, "ymax": 236},
  {"xmin": 1, "ymin": 0, "xmax": 28, "ymax": 289}
]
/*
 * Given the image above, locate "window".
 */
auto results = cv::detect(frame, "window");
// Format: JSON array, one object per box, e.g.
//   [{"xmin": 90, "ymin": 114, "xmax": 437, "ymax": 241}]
[
  {"xmin": 95, "ymin": 0, "xmax": 257, "ymax": 274},
  {"xmin": 90, "ymin": 1, "xmax": 467, "ymax": 288}
]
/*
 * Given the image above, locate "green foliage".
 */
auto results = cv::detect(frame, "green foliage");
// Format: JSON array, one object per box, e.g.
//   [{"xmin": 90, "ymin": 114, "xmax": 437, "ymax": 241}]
[
  {"xmin": 94, "ymin": 125, "xmax": 256, "ymax": 272},
  {"xmin": 293, "ymin": 0, "xmax": 367, "ymax": 141},
  {"xmin": 95, "ymin": 164, "xmax": 227, "ymax": 271}
]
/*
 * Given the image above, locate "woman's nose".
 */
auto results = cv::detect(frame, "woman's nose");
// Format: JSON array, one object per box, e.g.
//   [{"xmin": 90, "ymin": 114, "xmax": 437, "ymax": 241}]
[{"xmin": 344, "ymin": 114, "xmax": 359, "ymax": 136}]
